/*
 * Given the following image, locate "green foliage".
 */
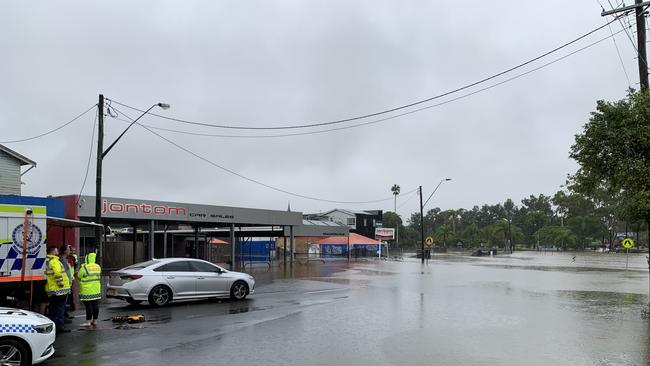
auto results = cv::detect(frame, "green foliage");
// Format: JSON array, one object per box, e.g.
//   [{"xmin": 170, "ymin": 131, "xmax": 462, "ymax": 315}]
[
  {"xmin": 434, "ymin": 224, "xmax": 452, "ymax": 247},
  {"xmin": 383, "ymin": 212, "xmax": 403, "ymax": 231},
  {"xmin": 570, "ymin": 90, "xmax": 650, "ymax": 230},
  {"xmin": 461, "ymin": 224, "xmax": 480, "ymax": 246},
  {"xmin": 536, "ymin": 226, "xmax": 577, "ymax": 250}
]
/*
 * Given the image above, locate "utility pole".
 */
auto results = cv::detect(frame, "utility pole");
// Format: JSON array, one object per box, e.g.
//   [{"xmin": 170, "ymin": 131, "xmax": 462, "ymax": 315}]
[
  {"xmin": 602, "ymin": 0, "xmax": 649, "ymax": 90},
  {"xmin": 636, "ymin": 0, "xmax": 649, "ymax": 90},
  {"xmin": 419, "ymin": 186, "xmax": 425, "ymax": 264},
  {"xmin": 95, "ymin": 94, "xmax": 104, "ymax": 267}
]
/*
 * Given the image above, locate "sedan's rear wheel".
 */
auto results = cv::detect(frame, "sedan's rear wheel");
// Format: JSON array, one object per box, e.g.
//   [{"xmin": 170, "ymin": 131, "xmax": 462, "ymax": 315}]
[
  {"xmin": 0, "ymin": 339, "xmax": 29, "ymax": 366},
  {"xmin": 148, "ymin": 285, "xmax": 172, "ymax": 307},
  {"xmin": 230, "ymin": 281, "xmax": 249, "ymax": 301}
]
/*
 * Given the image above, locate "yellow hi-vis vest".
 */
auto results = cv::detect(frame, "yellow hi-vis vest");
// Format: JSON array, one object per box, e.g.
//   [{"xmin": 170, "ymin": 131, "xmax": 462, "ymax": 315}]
[
  {"xmin": 45, "ymin": 255, "xmax": 71, "ymax": 297},
  {"xmin": 78, "ymin": 252, "xmax": 102, "ymax": 301}
]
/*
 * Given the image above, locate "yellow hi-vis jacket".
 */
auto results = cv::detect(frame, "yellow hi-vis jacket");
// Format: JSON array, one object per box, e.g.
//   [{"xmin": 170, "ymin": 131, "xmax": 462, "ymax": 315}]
[
  {"xmin": 78, "ymin": 253, "xmax": 102, "ymax": 301},
  {"xmin": 45, "ymin": 254, "xmax": 71, "ymax": 297}
]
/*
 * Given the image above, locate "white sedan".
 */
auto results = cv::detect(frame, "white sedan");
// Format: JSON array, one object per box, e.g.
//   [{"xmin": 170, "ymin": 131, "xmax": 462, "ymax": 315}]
[
  {"xmin": 106, "ymin": 258, "xmax": 256, "ymax": 306},
  {"xmin": 0, "ymin": 307, "xmax": 55, "ymax": 365}
]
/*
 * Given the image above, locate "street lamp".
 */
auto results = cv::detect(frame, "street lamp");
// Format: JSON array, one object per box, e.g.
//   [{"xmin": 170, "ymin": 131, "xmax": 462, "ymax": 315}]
[
  {"xmin": 420, "ymin": 178, "xmax": 452, "ymax": 264},
  {"xmin": 94, "ymin": 95, "xmax": 170, "ymax": 266}
]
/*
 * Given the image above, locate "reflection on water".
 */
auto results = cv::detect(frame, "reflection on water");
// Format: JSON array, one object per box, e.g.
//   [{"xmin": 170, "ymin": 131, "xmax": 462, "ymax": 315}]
[{"xmin": 557, "ymin": 290, "xmax": 647, "ymax": 320}]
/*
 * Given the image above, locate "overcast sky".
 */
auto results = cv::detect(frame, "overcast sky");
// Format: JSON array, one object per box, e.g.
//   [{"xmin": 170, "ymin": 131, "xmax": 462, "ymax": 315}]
[{"xmin": 0, "ymin": 0, "xmax": 637, "ymax": 219}]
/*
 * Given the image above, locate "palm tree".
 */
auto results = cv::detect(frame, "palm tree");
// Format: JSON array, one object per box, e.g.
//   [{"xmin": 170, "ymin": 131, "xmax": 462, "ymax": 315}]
[
  {"xmin": 391, "ymin": 184, "xmax": 400, "ymax": 248},
  {"xmin": 461, "ymin": 224, "xmax": 480, "ymax": 246},
  {"xmin": 435, "ymin": 224, "xmax": 452, "ymax": 248}
]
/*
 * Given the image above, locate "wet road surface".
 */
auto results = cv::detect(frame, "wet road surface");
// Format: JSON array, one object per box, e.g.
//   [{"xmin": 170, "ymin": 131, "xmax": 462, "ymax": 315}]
[{"xmin": 44, "ymin": 252, "xmax": 650, "ymax": 366}]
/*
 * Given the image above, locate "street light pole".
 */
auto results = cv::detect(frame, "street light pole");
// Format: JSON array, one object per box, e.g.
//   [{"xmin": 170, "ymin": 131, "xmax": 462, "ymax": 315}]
[
  {"xmin": 94, "ymin": 96, "xmax": 170, "ymax": 266},
  {"xmin": 419, "ymin": 186, "xmax": 425, "ymax": 264},
  {"xmin": 420, "ymin": 178, "xmax": 452, "ymax": 264}
]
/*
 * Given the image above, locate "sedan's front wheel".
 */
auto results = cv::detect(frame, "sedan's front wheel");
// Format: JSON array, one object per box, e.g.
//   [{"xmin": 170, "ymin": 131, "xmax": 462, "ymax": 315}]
[
  {"xmin": 230, "ymin": 281, "xmax": 249, "ymax": 301},
  {"xmin": 0, "ymin": 339, "xmax": 29, "ymax": 366},
  {"xmin": 148, "ymin": 285, "xmax": 172, "ymax": 307}
]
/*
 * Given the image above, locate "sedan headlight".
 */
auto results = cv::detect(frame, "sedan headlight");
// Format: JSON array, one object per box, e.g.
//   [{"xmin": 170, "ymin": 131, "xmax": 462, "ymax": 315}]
[{"xmin": 32, "ymin": 323, "xmax": 54, "ymax": 334}]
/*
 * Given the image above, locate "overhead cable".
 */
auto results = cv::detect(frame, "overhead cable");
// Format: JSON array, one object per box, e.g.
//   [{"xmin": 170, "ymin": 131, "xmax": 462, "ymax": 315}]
[
  {"xmin": 75, "ymin": 110, "xmax": 98, "ymax": 207},
  {"xmin": 0, "ymin": 104, "xmax": 97, "ymax": 144},
  {"xmin": 106, "ymin": 18, "xmax": 619, "ymax": 131},
  {"xmin": 111, "ymin": 107, "xmax": 417, "ymax": 204},
  {"xmin": 116, "ymin": 28, "xmax": 624, "ymax": 140}
]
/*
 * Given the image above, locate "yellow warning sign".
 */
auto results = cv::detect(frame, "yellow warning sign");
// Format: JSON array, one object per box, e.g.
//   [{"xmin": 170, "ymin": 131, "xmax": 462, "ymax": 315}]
[
  {"xmin": 622, "ymin": 238, "xmax": 634, "ymax": 249},
  {"xmin": 425, "ymin": 236, "xmax": 433, "ymax": 246}
]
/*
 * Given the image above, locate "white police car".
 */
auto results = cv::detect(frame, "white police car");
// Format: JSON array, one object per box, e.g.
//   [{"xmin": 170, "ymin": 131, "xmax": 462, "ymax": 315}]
[{"xmin": 0, "ymin": 307, "xmax": 55, "ymax": 365}]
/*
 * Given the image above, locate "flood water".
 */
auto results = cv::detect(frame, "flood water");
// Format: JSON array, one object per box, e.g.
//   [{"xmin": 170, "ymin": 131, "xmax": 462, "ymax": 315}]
[{"xmin": 48, "ymin": 251, "xmax": 650, "ymax": 366}]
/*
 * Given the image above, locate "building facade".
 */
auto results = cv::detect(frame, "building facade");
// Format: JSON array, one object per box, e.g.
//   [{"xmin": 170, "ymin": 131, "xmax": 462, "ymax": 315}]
[
  {"xmin": 0, "ymin": 145, "xmax": 36, "ymax": 195},
  {"xmin": 305, "ymin": 209, "xmax": 383, "ymax": 239}
]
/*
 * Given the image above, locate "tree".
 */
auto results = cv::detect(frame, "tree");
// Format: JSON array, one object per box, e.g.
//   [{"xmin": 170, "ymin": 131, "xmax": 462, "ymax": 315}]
[
  {"xmin": 486, "ymin": 220, "xmax": 523, "ymax": 248},
  {"xmin": 461, "ymin": 223, "xmax": 480, "ymax": 246},
  {"xmin": 383, "ymin": 212, "xmax": 403, "ymax": 237},
  {"xmin": 536, "ymin": 226, "xmax": 577, "ymax": 250},
  {"xmin": 434, "ymin": 224, "xmax": 452, "ymax": 248},
  {"xmin": 390, "ymin": 184, "xmax": 401, "ymax": 247},
  {"xmin": 570, "ymin": 90, "xmax": 650, "ymax": 246}
]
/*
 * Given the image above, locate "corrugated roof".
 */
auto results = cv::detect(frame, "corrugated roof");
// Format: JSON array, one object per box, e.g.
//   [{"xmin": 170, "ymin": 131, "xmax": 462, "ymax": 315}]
[
  {"xmin": 309, "ymin": 209, "xmax": 380, "ymax": 217},
  {"xmin": 302, "ymin": 219, "xmax": 347, "ymax": 227},
  {"xmin": 318, "ymin": 233, "xmax": 381, "ymax": 245},
  {"xmin": 0, "ymin": 145, "xmax": 36, "ymax": 167}
]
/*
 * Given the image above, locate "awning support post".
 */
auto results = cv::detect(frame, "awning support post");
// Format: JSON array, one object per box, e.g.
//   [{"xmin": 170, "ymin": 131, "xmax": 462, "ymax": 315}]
[
  {"xmin": 163, "ymin": 224, "xmax": 168, "ymax": 258},
  {"xmin": 194, "ymin": 226, "xmax": 199, "ymax": 258},
  {"xmin": 149, "ymin": 220, "xmax": 155, "ymax": 260},
  {"xmin": 132, "ymin": 223, "xmax": 137, "ymax": 264},
  {"xmin": 290, "ymin": 226, "xmax": 294, "ymax": 265},
  {"xmin": 229, "ymin": 224, "xmax": 235, "ymax": 270}
]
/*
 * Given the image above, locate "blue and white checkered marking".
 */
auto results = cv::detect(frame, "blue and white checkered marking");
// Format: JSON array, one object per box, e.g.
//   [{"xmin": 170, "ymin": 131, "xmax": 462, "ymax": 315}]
[
  {"xmin": 0, "ymin": 247, "xmax": 45, "ymax": 272},
  {"xmin": 0, "ymin": 324, "xmax": 36, "ymax": 333}
]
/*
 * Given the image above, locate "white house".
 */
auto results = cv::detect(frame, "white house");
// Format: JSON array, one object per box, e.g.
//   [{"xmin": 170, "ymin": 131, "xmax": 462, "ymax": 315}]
[{"xmin": 0, "ymin": 145, "xmax": 36, "ymax": 195}]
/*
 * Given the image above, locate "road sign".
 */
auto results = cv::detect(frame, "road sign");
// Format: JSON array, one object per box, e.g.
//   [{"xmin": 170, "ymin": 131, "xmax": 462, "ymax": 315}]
[
  {"xmin": 622, "ymin": 238, "xmax": 634, "ymax": 249},
  {"xmin": 375, "ymin": 228, "xmax": 395, "ymax": 240},
  {"xmin": 425, "ymin": 236, "xmax": 433, "ymax": 246}
]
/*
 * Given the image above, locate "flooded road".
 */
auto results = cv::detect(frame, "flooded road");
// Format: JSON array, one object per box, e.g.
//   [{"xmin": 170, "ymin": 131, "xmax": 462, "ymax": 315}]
[{"xmin": 45, "ymin": 252, "xmax": 649, "ymax": 366}]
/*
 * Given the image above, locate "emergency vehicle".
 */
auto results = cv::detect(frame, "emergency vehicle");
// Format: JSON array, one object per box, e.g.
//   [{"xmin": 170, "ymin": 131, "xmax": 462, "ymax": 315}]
[{"xmin": 0, "ymin": 204, "xmax": 47, "ymax": 306}]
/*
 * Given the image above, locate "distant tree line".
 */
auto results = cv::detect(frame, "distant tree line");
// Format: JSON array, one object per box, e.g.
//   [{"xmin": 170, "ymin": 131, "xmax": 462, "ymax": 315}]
[
  {"xmin": 387, "ymin": 90, "xmax": 650, "ymax": 251},
  {"xmin": 384, "ymin": 191, "xmax": 635, "ymax": 250}
]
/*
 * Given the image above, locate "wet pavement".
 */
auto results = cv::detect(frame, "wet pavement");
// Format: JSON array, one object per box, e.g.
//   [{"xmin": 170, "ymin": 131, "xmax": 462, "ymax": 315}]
[{"xmin": 44, "ymin": 252, "xmax": 650, "ymax": 366}]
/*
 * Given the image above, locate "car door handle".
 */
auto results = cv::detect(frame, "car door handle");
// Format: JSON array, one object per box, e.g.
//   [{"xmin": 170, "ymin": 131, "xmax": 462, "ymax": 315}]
[
  {"xmin": 197, "ymin": 277, "xmax": 205, "ymax": 280},
  {"xmin": 166, "ymin": 276, "xmax": 175, "ymax": 279}
]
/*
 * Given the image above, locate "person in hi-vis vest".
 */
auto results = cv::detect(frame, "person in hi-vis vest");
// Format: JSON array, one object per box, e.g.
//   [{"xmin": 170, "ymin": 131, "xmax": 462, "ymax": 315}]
[{"xmin": 78, "ymin": 252, "xmax": 102, "ymax": 327}]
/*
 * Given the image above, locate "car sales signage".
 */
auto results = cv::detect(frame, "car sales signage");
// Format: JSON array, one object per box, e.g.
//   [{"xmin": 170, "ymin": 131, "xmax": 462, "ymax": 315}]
[{"xmin": 375, "ymin": 228, "xmax": 395, "ymax": 240}]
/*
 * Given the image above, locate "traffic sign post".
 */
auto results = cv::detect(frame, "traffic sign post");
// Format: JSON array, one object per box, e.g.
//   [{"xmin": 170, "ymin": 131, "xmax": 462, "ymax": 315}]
[{"xmin": 622, "ymin": 238, "xmax": 634, "ymax": 270}]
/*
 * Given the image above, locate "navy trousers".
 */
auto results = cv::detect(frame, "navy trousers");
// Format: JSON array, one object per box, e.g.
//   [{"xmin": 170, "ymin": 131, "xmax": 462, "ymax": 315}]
[{"xmin": 48, "ymin": 295, "xmax": 67, "ymax": 330}]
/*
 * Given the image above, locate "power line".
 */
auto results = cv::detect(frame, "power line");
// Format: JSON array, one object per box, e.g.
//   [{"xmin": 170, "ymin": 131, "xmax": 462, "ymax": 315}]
[
  {"xmin": 0, "ymin": 104, "xmax": 97, "ymax": 144},
  {"xmin": 75, "ymin": 109, "xmax": 98, "ymax": 207},
  {"xmin": 606, "ymin": 0, "xmax": 650, "ymax": 71},
  {"xmin": 106, "ymin": 19, "xmax": 618, "ymax": 132},
  {"xmin": 397, "ymin": 189, "xmax": 419, "ymax": 210},
  {"xmin": 598, "ymin": 0, "xmax": 633, "ymax": 86},
  {"xmin": 111, "ymin": 106, "xmax": 417, "ymax": 204},
  {"xmin": 113, "ymin": 29, "xmax": 624, "ymax": 140}
]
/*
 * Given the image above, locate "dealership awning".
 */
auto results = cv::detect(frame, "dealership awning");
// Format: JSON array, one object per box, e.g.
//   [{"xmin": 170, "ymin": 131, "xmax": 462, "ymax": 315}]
[
  {"xmin": 46, "ymin": 216, "xmax": 104, "ymax": 229},
  {"xmin": 318, "ymin": 233, "xmax": 381, "ymax": 245}
]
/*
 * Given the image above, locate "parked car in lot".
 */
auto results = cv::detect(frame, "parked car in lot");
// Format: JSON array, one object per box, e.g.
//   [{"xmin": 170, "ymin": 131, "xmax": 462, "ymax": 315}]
[
  {"xmin": 106, "ymin": 258, "xmax": 255, "ymax": 306},
  {"xmin": 0, "ymin": 307, "xmax": 55, "ymax": 365}
]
